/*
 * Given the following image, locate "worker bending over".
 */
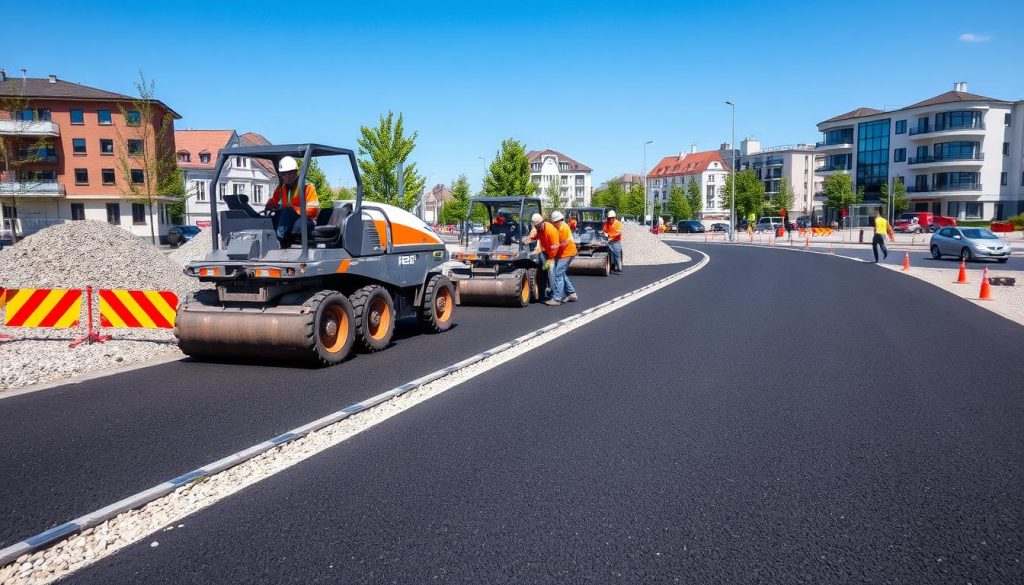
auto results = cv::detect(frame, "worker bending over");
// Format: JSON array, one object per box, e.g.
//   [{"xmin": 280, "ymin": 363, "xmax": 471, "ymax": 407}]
[
  {"xmin": 265, "ymin": 156, "xmax": 319, "ymax": 240},
  {"xmin": 547, "ymin": 211, "xmax": 578, "ymax": 305},
  {"xmin": 525, "ymin": 213, "xmax": 559, "ymax": 301},
  {"xmin": 603, "ymin": 209, "xmax": 623, "ymax": 274}
]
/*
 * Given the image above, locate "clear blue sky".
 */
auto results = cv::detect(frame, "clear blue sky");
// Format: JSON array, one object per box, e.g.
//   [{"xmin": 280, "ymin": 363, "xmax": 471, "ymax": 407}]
[{"xmin": 6, "ymin": 0, "xmax": 1023, "ymax": 190}]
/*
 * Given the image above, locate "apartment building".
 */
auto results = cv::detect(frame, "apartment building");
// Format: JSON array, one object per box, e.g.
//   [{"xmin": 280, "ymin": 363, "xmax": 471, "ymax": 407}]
[
  {"xmin": 598, "ymin": 173, "xmax": 644, "ymax": 192},
  {"xmin": 0, "ymin": 72, "xmax": 180, "ymax": 241},
  {"xmin": 736, "ymin": 138, "xmax": 821, "ymax": 219},
  {"xmin": 646, "ymin": 147, "xmax": 730, "ymax": 220},
  {"xmin": 422, "ymin": 183, "xmax": 451, "ymax": 223},
  {"xmin": 176, "ymin": 130, "xmax": 277, "ymax": 227},
  {"xmin": 527, "ymin": 149, "xmax": 593, "ymax": 207},
  {"xmin": 815, "ymin": 82, "xmax": 1024, "ymax": 225}
]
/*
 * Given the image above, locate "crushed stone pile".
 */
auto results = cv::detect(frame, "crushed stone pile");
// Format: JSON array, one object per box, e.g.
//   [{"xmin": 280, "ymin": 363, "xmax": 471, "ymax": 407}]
[
  {"xmin": 168, "ymin": 228, "xmax": 213, "ymax": 266},
  {"xmin": 620, "ymin": 222, "xmax": 691, "ymax": 266}
]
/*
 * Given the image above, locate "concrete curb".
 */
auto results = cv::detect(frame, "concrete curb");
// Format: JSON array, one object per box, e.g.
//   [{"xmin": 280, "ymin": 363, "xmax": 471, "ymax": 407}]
[{"xmin": 0, "ymin": 253, "xmax": 709, "ymax": 567}]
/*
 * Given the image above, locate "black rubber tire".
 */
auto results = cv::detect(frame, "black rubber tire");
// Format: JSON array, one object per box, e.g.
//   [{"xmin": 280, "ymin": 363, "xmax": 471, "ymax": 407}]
[
  {"xmin": 961, "ymin": 247, "xmax": 973, "ymax": 262},
  {"xmin": 997, "ymin": 258, "xmax": 1008, "ymax": 263},
  {"xmin": 931, "ymin": 245, "xmax": 942, "ymax": 260},
  {"xmin": 601, "ymin": 253, "xmax": 611, "ymax": 276},
  {"xmin": 350, "ymin": 285, "xmax": 395, "ymax": 353},
  {"xmin": 512, "ymin": 268, "xmax": 529, "ymax": 308},
  {"xmin": 528, "ymin": 268, "xmax": 541, "ymax": 303},
  {"xmin": 420, "ymin": 274, "xmax": 455, "ymax": 333},
  {"xmin": 306, "ymin": 290, "xmax": 355, "ymax": 366}
]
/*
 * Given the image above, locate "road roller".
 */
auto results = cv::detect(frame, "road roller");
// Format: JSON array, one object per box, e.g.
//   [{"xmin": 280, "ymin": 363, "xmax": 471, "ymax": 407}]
[
  {"xmin": 175, "ymin": 143, "xmax": 455, "ymax": 366},
  {"xmin": 447, "ymin": 197, "xmax": 546, "ymax": 307},
  {"xmin": 565, "ymin": 207, "xmax": 612, "ymax": 276}
]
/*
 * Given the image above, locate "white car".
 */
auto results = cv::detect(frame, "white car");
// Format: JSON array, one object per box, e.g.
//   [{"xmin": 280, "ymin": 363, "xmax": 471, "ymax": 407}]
[
  {"xmin": 756, "ymin": 217, "xmax": 785, "ymax": 232},
  {"xmin": 930, "ymin": 227, "xmax": 1011, "ymax": 263}
]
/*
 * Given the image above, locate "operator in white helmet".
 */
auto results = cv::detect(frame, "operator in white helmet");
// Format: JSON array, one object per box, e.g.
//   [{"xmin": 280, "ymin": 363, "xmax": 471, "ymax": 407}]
[
  {"xmin": 265, "ymin": 156, "xmax": 320, "ymax": 240},
  {"xmin": 603, "ymin": 209, "xmax": 623, "ymax": 274}
]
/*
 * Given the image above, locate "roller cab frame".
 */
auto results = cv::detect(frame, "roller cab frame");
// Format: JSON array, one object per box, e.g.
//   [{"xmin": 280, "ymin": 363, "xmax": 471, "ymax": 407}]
[
  {"xmin": 566, "ymin": 207, "xmax": 612, "ymax": 277},
  {"xmin": 447, "ymin": 196, "xmax": 546, "ymax": 307},
  {"xmin": 175, "ymin": 143, "xmax": 455, "ymax": 366}
]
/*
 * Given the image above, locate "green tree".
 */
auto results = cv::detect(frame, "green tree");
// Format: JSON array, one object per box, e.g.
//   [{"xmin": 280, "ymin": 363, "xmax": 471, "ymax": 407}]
[
  {"xmin": 622, "ymin": 183, "xmax": 645, "ymax": 218},
  {"xmin": 821, "ymin": 173, "xmax": 862, "ymax": 220},
  {"xmin": 686, "ymin": 177, "xmax": 702, "ymax": 219},
  {"xmin": 1, "ymin": 80, "xmax": 54, "ymax": 243},
  {"xmin": 115, "ymin": 72, "xmax": 184, "ymax": 244},
  {"xmin": 357, "ymin": 111, "xmax": 425, "ymax": 210},
  {"xmin": 545, "ymin": 177, "xmax": 564, "ymax": 213},
  {"xmin": 482, "ymin": 139, "xmax": 535, "ymax": 197},
  {"xmin": 770, "ymin": 176, "xmax": 795, "ymax": 216},
  {"xmin": 667, "ymin": 185, "xmax": 691, "ymax": 221},
  {"xmin": 294, "ymin": 157, "xmax": 335, "ymax": 210},
  {"xmin": 891, "ymin": 178, "xmax": 908, "ymax": 216},
  {"xmin": 439, "ymin": 175, "xmax": 472, "ymax": 225},
  {"xmin": 593, "ymin": 179, "xmax": 625, "ymax": 212},
  {"xmin": 720, "ymin": 169, "xmax": 767, "ymax": 219}
]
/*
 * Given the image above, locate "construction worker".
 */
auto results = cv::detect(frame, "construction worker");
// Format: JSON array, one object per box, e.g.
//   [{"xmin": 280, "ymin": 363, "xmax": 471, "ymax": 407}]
[
  {"xmin": 603, "ymin": 209, "xmax": 623, "ymax": 274},
  {"xmin": 524, "ymin": 213, "xmax": 560, "ymax": 301},
  {"xmin": 546, "ymin": 211, "xmax": 577, "ymax": 305},
  {"xmin": 568, "ymin": 215, "xmax": 578, "ymax": 232},
  {"xmin": 265, "ymin": 156, "xmax": 319, "ymax": 240},
  {"xmin": 871, "ymin": 208, "xmax": 890, "ymax": 263}
]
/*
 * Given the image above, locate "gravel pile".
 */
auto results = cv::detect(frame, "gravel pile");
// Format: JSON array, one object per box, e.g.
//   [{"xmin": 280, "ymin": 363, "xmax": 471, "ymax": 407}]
[
  {"xmin": 0, "ymin": 341, "xmax": 181, "ymax": 391},
  {"xmin": 620, "ymin": 222, "xmax": 691, "ymax": 265},
  {"xmin": 167, "ymin": 229, "xmax": 213, "ymax": 266}
]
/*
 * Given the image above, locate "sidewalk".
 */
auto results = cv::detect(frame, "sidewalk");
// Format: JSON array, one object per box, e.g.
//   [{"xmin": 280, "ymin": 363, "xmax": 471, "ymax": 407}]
[{"xmin": 665, "ymin": 229, "xmax": 1024, "ymax": 251}]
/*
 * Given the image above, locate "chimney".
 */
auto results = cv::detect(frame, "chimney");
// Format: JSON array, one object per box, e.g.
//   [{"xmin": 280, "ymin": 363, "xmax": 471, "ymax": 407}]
[
  {"xmin": 691, "ymin": 143, "xmax": 697, "ymax": 154},
  {"xmin": 954, "ymin": 81, "xmax": 967, "ymax": 92},
  {"xmin": 21, "ymin": 68, "xmax": 27, "ymax": 80},
  {"xmin": 0, "ymin": 69, "xmax": 5, "ymax": 82},
  {"xmin": 720, "ymin": 142, "xmax": 730, "ymax": 151},
  {"xmin": 48, "ymin": 74, "xmax": 57, "ymax": 84}
]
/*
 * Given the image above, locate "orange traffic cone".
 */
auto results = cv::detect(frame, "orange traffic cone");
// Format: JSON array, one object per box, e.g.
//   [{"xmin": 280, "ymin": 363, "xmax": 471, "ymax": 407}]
[
  {"xmin": 978, "ymin": 267, "xmax": 992, "ymax": 300},
  {"xmin": 954, "ymin": 259, "xmax": 968, "ymax": 284},
  {"xmin": 901, "ymin": 252, "xmax": 910, "ymax": 271}
]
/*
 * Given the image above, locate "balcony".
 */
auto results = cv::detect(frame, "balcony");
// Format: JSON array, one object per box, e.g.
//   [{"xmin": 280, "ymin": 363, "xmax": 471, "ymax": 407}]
[
  {"xmin": 814, "ymin": 140, "xmax": 854, "ymax": 152},
  {"xmin": 0, "ymin": 180, "xmax": 66, "ymax": 197},
  {"xmin": 908, "ymin": 122, "xmax": 985, "ymax": 138},
  {"xmin": 906, "ymin": 184, "xmax": 982, "ymax": 194},
  {"xmin": 815, "ymin": 164, "xmax": 851, "ymax": 175},
  {"xmin": 765, "ymin": 157, "xmax": 784, "ymax": 167},
  {"xmin": 0, "ymin": 119, "xmax": 61, "ymax": 137},
  {"xmin": 906, "ymin": 153, "xmax": 984, "ymax": 166}
]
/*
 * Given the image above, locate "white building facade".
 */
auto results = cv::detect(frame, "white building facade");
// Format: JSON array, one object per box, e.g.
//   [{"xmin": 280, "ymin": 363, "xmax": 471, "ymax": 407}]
[
  {"xmin": 646, "ymin": 148, "xmax": 730, "ymax": 220},
  {"xmin": 816, "ymin": 83, "xmax": 1024, "ymax": 225},
  {"xmin": 527, "ymin": 149, "xmax": 593, "ymax": 207},
  {"xmin": 736, "ymin": 139, "xmax": 822, "ymax": 220}
]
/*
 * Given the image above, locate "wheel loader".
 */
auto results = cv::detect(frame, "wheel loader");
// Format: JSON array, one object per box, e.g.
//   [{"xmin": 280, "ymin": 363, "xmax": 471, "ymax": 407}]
[
  {"xmin": 565, "ymin": 207, "xmax": 612, "ymax": 276},
  {"xmin": 174, "ymin": 144, "xmax": 455, "ymax": 366},
  {"xmin": 447, "ymin": 197, "xmax": 546, "ymax": 307}
]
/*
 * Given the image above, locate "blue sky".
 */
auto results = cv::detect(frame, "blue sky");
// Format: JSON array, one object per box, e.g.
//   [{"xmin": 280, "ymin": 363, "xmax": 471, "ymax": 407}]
[{"xmin": 7, "ymin": 0, "xmax": 1023, "ymax": 190}]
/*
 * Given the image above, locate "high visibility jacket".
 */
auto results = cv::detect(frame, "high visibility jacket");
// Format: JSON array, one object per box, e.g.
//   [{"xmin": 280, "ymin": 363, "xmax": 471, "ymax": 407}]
[
  {"xmin": 555, "ymin": 222, "xmax": 577, "ymax": 259},
  {"xmin": 603, "ymin": 218, "xmax": 622, "ymax": 242},
  {"xmin": 529, "ymin": 222, "xmax": 560, "ymax": 258},
  {"xmin": 268, "ymin": 183, "xmax": 319, "ymax": 219},
  {"xmin": 568, "ymin": 218, "xmax": 578, "ymax": 231}
]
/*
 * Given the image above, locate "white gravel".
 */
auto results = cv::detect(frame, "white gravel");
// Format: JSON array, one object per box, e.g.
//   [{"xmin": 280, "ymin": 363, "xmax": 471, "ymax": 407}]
[
  {"xmin": 620, "ymin": 222, "xmax": 690, "ymax": 266},
  {"xmin": 167, "ymin": 229, "xmax": 213, "ymax": 266}
]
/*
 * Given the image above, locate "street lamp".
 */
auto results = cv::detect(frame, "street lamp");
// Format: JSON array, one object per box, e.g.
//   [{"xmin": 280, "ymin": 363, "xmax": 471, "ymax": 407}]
[
  {"xmin": 642, "ymin": 140, "xmax": 653, "ymax": 225},
  {"xmin": 725, "ymin": 100, "xmax": 736, "ymax": 242}
]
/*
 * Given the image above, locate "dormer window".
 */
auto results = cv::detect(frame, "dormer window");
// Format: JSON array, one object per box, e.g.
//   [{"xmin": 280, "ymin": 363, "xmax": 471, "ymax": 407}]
[
  {"xmin": 199, "ymin": 153, "xmax": 211, "ymax": 164},
  {"xmin": 177, "ymin": 151, "xmax": 191, "ymax": 163}
]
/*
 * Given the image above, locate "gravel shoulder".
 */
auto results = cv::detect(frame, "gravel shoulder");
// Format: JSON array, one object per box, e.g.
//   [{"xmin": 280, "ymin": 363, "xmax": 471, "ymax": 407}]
[{"xmin": 881, "ymin": 263, "xmax": 1024, "ymax": 327}]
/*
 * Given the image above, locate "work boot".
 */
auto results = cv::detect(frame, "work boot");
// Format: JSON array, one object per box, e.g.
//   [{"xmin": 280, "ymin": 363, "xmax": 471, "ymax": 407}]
[
  {"xmin": 544, "ymin": 299, "xmax": 562, "ymax": 306},
  {"xmin": 566, "ymin": 293, "xmax": 578, "ymax": 302}
]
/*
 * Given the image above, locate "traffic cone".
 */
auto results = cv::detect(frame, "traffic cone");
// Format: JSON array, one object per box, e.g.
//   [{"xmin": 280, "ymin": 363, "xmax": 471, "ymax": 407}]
[
  {"xmin": 901, "ymin": 252, "xmax": 910, "ymax": 271},
  {"xmin": 954, "ymin": 259, "xmax": 968, "ymax": 284},
  {"xmin": 978, "ymin": 267, "xmax": 992, "ymax": 300}
]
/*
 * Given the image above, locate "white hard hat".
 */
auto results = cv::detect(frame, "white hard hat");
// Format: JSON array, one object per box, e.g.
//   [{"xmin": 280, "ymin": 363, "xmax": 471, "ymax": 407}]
[
  {"xmin": 550, "ymin": 211, "xmax": 564, "ymax": 222},
  {"xmin": 277, "ymin": 156, "xmax": 298, "ymax": 173},
  {"xmin": 531, "ymin": 213, "xmax": 544, "ymax": 225},
  {"xmin": 607, "ymin": 210, "xmax": 616, "ymax": 218}
]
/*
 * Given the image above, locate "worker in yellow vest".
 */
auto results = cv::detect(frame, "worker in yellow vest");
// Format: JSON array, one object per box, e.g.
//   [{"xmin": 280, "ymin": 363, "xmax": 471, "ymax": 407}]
[{"xmin": 265, "ymin": 156, "xmax": 319, "ymax": 240}]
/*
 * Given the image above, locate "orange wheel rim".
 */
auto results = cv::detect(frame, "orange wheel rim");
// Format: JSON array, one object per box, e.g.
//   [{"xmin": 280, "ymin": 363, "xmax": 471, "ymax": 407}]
[
  {"xmin": 435, "ymin": 286, "xmax": 453, "ymax": 323},
  {"xmin": 320, "ymin": 305, "xmax": 349, "ymax": 353},
  {"xmin": 367, "ymin": 297, "xmax": 391, "ymax": 340},
  {"xmin": 520, "ymin": 274, "xmax": 530, "ymax": 303}
]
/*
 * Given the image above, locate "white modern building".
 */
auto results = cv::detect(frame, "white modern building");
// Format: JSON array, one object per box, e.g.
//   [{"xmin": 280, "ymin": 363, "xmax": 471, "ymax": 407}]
[
  {"xmin": 176, "ymin": 130, "xmax": 277, "ymax": 227},
  {"xmin": 646, "ymin": 147, "xmax": 730, "ymax": 220},
  {"xmin": 527, "ymin": 149, "xmax": 593, "ymax": 207},
  {"xmin": 816, "ymin": 82, "xmax": 1024, "ymax": 225},
  {"xmin": 736, "ymin": 139, "xmax": 822, "ymax": 220}
]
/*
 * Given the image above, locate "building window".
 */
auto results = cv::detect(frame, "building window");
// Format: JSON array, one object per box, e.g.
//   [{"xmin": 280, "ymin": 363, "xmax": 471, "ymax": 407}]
[
  {"xmin": 159, "ymin": 204, "xmax": 168, "ymax": 225},
  {"xmin": 894, "ymin": 120, "xmax": 906, "ymax": 134},
  {"xmin": 964, "ymin": 202, "xmax": 982, "ymax": 219},
  {"xmin": 218, "ymin": 183, "xmax": 226, "ymax": 201},
  {"xmin": 100, "ymin": 139, "xmax": 114, "ymax": 155},
  {"xmin": 235, "ymin": 156, "xmax": 247, "ymax": 168},
  {"xmin": 1003, "ymin": 142, "xmax": 1010, "ymax": 156},
  {"xmin": 70, "ymin": 109, "xmax": 84, "ymax": 125},
  {"xmin": 916, "ymin": 117, "xmax": 929, "ymax": 134},
  {"xmin": 102, "ymin": 168, "xmax": 115, "ymax": 185},
  {"xmin": 935, "ymin": 110, "xmax": 982, "ymax": 131},
  {"xmin": 821, "ymin": 128, "xmax": 853, "ymax": 146},
  {"xmin": 948, "ymin": 201, "xmax": 961, "ymax": 218},
  {"xmin": 131, "ymin": 169, "xmax": 145, "ymax": 184},
  {"xmin": 178, "ymin": 152, "xmax": 191, "ymax": 163},
  {"xmin": 74, "ymin": 169, "xmax": 89, "ymax": 185},
  {"xmin": 934, "ymin": 172, "xmax": 979, "ymax": 190},
  {"xmin": 252, "ymin": 184, "xmax": 263, "ymax": 204},
  {"xmin": 1001, "ymin": 172, "xmax": 1008, "ymax": 186},
  {"xmin": 125, "ymin": 111, "xmax": 142, "ymax": 126},
  {"xmin": 232, "ymin": 183, "xmax": 247, "ymax": 195},
  {"xmin": 856, "ymin": 118, "xmax": 891, "ymax": 195},
  {"xmin": 70, "ymin": 203, "xmax": 85, "ymax": 221},
  {"xmin": 708, "ymin": 174, "xmax": 716, "ymax": 183},
  {"xmin": 97, "ymin": 109, "xmax": 112, "ymax": 125},
  {"xmin": 132, "ymin": 203, "xmax": 147, "ymax": 225},
  {"xmin": 893, "ymin": 148, "xmax": 906, "ymax": 162},
  {"xmin": 933, "ymin": 141, "xmax": 979, "ymax": 161},
  {"xmin": 706, "ymin": 185, "xmax": 715, "ymax": 207},
  {"xmin": 200, "ymin": 153, "xmax": 210, "ymax": 164},
  {"xmin": 127, "ymin": 140, "xmax": 144, "ymax": 156},
  {"xmin": 1006, "ymin": 113, "xmax": 1012, "ymax": 126},
  {"xmin": 106, "ymin": 203, "xmax": 120, "ymax": 225},
  {"xmin": 72, "ymin": 138, "xmax": 87, "ymax": 155},
  {"xmin": 195, "ymin": 181, "xmax": 207, "ymax": 202}
]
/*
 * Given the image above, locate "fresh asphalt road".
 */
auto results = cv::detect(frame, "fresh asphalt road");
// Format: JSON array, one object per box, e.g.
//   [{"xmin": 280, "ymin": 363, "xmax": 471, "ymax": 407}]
[
  {"xmin": 0, "ymin": 262, "xmax": 692, "ymax": 550},
  {"xmin": 74, "ymin": 244, "xmax": 1024, "ymax": 583}
]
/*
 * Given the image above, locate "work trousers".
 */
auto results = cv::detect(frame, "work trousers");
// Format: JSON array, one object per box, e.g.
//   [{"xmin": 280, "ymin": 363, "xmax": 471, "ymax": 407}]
[
  {"xmin": 552, "ymin": 256, "xmax": 576, "ymax": 301},
  {"xmin": 872, "ymin": 233, "xmax": 888, "ymax": 263},
  {"xmin": 274, "ymin": 208, "xmax": 314, "ymax": 240},
  {"xmin": 607, "ymin": 240, "xmax": 622, "ymax": 271}
]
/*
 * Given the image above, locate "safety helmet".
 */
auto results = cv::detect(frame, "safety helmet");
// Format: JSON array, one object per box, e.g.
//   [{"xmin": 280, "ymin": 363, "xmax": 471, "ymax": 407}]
[
  {"xmin": 277, "ymin": 156, "xmax": 298, "ymax": 173},
  {"xmin": 531, "ymin": 213, "xmax": 544, "ymax": 225},
  {"xmin": 550, "ymin": 211, "xmax": 564, "ymax": 222},
  {"xmin": 607, "ymin": 210, "xmax": 616, "ymax": 218}
]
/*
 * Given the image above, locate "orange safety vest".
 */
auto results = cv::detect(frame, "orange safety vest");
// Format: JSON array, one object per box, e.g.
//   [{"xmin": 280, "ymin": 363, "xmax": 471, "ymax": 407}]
[
  {"xmin": 529, "ymin": 222, "xmax": 560, "ymax": 258},
  {"xmin": 268, "ymin": 183, "xmax": 319, "ymax": 219},
  {"xmin": 555, "ymin": 222, "xmax": 577, "ymax": 259},
  {"xmin": 603, "ymin": 219, "xmax": 622, "ymax": 242}
]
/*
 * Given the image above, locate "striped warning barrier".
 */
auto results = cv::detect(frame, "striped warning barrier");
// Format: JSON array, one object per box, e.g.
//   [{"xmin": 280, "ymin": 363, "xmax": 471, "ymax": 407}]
[
  {"xmin": 98, "ymin": 289, "xmax": 179, "ymax": 329},
  {"xmin": 2, "ymin": 288, "xmax": 82, "ymax": 328}
]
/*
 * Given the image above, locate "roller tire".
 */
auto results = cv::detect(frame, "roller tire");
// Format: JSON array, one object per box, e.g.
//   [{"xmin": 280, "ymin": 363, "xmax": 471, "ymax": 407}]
[
  {"xmin": 350, "ymin": 285, "xmax": 395, "ymax": 353},
  {"xmin": 600, "ymin": 253, "xmax": 611, "ymax": 276},
  {"xmin": 306, "ymin": 290, "xmax": 355, "ymax": 366},
  {"xmin": 528, "ymin": 268, "xmax": 542, "ymax": 303},
  {"xmin": 420, "ymin": 274, "xmax": 455, "ymax": 333},
  {"xmin": 512, "ymin": 268, "xmax": 529, "ymax": 308}
]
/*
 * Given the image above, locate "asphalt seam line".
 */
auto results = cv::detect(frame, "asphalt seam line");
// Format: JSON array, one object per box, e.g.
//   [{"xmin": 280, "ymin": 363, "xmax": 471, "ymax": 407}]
[{"xmin": 0, "ymin": 249, "xmax": 709, "ymax": 580}]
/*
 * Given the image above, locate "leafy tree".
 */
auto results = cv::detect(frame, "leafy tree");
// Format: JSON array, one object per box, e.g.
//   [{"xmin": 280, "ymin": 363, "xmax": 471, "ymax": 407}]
[
  {"xmin": 891, "ymin": 178, "xmax": 908, "ymax": 216},
  {"xmin": 622, "ymin": 183, "xmax": 645, "ymax": 218},
  {"xmin": 592, "ymin": 179, "xmax": 625, "ymax": 213},
  {"xmin": 439, "ymin": 175, "xmax": 472, "ymax": 225},
  {"xmin": 482, "ymin": 139, "xmax": 535, "ymax": 197},
  {"xmin": 770, "ymin": 176, "xmax": 795, "ymax": 216},
  {"xmin": 0, "ymin": 80, "xmax": 54, "ymax": 244},
  {"xmin": 822, "ymin": 173, "xmax": 861, "ymax": 214},
  {"xmin": 720, "ymin": 169, "xmax": 766, "ymax": 219},
  {"xmin": 686, "ymin": 177, "xmax": 702, "ymax": 219},
  {"xmin": 545, "ymin": 176, "xmax": 564, "ymax": 213},
  {"xmin": 115, "ymin": 72, "xmax": 184, "ymax": 245},
  {"xmin": 357, "ymin": 111, "xmax": 425, "ymax": 210},
  {"xmin": 667, "ymin": 185, "xmax": 691, "ymax": 221}
]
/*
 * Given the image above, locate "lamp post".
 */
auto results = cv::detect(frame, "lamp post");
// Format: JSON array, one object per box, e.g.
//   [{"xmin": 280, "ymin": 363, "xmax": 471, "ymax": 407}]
[
  {"xmin": 725, "ymin": 101, "xmax": 736, "ymax": 242},
  {"xmin": 642, "ymin": 140, "xmax": 653, "ymax": 225}
]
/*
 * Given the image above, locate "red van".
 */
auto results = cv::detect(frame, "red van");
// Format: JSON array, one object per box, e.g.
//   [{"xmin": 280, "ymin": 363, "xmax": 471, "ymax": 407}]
[{"xmin": 893, "ymin": 212, "xmax": 933, "ymax": 233}]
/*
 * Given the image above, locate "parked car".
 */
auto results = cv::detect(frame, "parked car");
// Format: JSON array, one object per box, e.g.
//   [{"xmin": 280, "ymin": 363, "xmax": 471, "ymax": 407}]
[
  {"xmin": 710, "ymin": 222, "xmax": 729, "ymax": 232},
  {"xmin": 167, "ymin": 225, "xmax": 202, "ymax": 247},
  {"xmin": 894, "ymin": 218, "xmax": 926, "ymax": 234},
  {"xmin": 677, "ymin": 220, "xmax": 705, "ymax": 233},
  {"xmin": 894, "ymin": 212, "xmax": 934, "ymax": 232},
  {"xmin": 930, "ymin": 227, "xmax": 1011, "ymax": 262},
  {"xmin": 795, "ymin": 216, "xmax": 812, "ymax": 228},
  {"xmin": 755, "ymin": 216, "xmax": 785, "ymax": 232}
]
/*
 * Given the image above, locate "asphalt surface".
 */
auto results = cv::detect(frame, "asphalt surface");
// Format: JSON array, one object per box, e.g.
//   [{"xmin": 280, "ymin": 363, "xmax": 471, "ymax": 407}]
[
  {"xmin": 0, "ymin": 262, "xmax": 692, "ymax": 550},
  {"xmin": 73, "ymin": 244, "xmax": 1024, "ymax": 583}
]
